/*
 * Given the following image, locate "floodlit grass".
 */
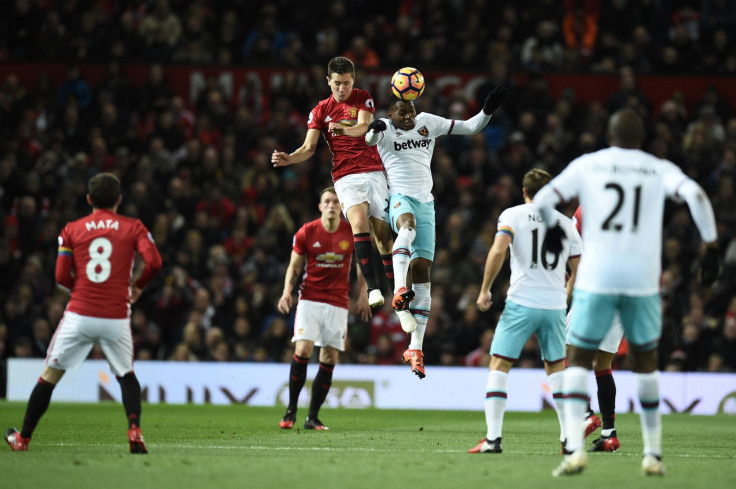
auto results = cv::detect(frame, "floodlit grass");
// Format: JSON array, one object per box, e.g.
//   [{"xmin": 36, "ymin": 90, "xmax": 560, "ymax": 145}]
[{"xmin": 1, "ymin": 402, "xmax": 734, "ymax": 489}]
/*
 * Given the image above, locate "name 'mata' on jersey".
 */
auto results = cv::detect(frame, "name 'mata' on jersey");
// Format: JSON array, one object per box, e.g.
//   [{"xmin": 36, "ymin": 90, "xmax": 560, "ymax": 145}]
[
  {"xmin": 534, "ymin": 146, "xmax": 717, "ymax": 296},
  {"xmin": 55, "ymin": 208, "xmax": 161, "ymax": 319},
  {"xmin": 499, "ymin": 203, "xmax": 582, "ymax": 309},
  {"xmin": 371, "ymin": 112, "xmax": 456, "ymax": 203},
  {"xmin": 292, "ymin": 218, "xmax": 354, "ymax": 309}
]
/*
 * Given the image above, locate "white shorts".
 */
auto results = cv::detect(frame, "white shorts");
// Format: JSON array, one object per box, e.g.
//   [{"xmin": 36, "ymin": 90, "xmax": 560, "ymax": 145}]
[
  {"xmin": 46, "ymin": 311, "xmax": 134, "ymax": 377},
  {"xmin": 565, "ymin": 307, "xmax": 624, "ymax": 354},
  {"xmin": 292, "ymin": 299, "xmax": 348, "ymax": 351},
  {"xmin": 334, "ymin": 171, "xmax": 389, "ymax": 222}
]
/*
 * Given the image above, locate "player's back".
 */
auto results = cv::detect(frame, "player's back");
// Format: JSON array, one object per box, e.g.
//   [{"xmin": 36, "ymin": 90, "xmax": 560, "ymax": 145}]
[
  {"xmin": 60, "ymin": 209, "xmax": 147, "ymax": 318},
  {"xmin": 502, "ymin": 203, "xmax": 580, "ymax": 310},
  {"xmin": 570, "ymin": 147, "xmax": 687, "ymax": 295}
]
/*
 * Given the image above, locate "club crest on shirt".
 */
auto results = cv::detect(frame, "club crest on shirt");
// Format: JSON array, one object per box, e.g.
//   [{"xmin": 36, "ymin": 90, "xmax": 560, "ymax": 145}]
[
  {"xmin": 417, "ymin": 126, "xmax": 429, "ymax": 137},
  {"xmin": 339, "ymin": 240, "xmax": 350, "ymax": 250},
  {"xmin": 349, "ymin": 106, "xmax": 358, "ymax": 118}
]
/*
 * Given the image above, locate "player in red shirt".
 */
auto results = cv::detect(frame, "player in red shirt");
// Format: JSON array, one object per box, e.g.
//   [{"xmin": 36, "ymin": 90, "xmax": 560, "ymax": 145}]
[
  {"xmin": 276, "ymin": 187, "xmax": 370, "ymax": 430},
  {"xmin": 5, "ymin": 173, "xmax": 162, "ymax": 454},
  {"xmin": 272, "ymin": 56, "xmax": 393, "ymax": 310}
]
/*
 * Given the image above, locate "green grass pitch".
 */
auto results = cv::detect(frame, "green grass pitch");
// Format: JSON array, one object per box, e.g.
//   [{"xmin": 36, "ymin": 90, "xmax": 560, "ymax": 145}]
[{"xmin": 1, "ymin": 402, "xmax": 735, "ymax": 489}]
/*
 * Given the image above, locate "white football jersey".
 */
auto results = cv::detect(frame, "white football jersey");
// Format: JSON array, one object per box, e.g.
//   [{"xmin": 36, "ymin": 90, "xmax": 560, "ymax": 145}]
[
  {"xmin": 536, "ymin": 147, "xmax": 699, "ymax": 295},
  {"xmin": 500, "ymin": 203, "xmax": 582, "ymax": 309},
  {"xmin": 371, "ymin": 113, "xmax": 454, "ymax": 202}
]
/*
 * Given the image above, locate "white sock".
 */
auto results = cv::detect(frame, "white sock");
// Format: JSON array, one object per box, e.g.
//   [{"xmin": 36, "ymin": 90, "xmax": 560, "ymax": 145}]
[
  {"xmin": 484, "ymin": 370, "xmax": 507, "ymax": 441},
  {"xmin": 563, "ymin": 366, "xmax": 589, "ymax": 452},
  {"xmin": 392, "ymin": 227, "xmax": 415, "ymax": 291},
  {"xmin": 409, "ymin": 282, "xmax": 430, "ymax": 350},
  {"xmin": 636, "ymin": 371, "xmax": 662, "ymax": 457},
  {"xmin": 548, "ymin": 370, "xmax": 566, "ymax": 442}
]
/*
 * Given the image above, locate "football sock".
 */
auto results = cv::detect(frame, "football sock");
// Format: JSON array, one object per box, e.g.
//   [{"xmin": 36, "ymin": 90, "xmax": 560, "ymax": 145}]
[
  {"xmin": 380, "ymin": 253, "xmax": 395, "ymax": 291},
  {"xmin": 117, "ymin": 373, "xmax": 143, "ymax": 428},
  {"xmin": 288, "ymin": 354, "xmax": 309, "ymax": 412},
  {"xmin": 21, "ymin": 377, "xmax": 56, "ymax": 439},
  {"xmin": 354, "ymin": 233, "xmax": 379, "ymax": 291},
  {"xmin": 409, "ymin": 282, "xmax": 430, "ymax": 350},
  {"xmin": 563, "ymin": 366, "xmax": 589, "ymax": 452},
  {"xmin": 548, "ymin": 370, "xmax": 566, "ymax": 442},
  {"xmin": 484, "ymin": 370, "xmax": 507, "ymax": 441},
  {"xmin": 391, "ymin": 227, "xmax": 415, "ymax": 291},
  {"xmin": 308, "ymin": 362, "xmax": 334, "ymax": 419},
  {"xmin": 595, "ymin": 368, "xmax": 616, "ymax": 430},
  {"xmin": 636, "ymin": 371, "xmax": 662, "ymax": 457}
]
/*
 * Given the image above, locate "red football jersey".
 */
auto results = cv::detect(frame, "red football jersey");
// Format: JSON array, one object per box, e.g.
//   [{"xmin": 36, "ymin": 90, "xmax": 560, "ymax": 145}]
[
  {"xmin": 293, "ymin": 218, "xmax": 354, "ymax": 309},
  {"xmin": 56, "ymin": 209, "xmax": 162, "ymax": 319},
  {"xmin": 308, "ymin": 88, "xmax": 384, "ymax": 182}
]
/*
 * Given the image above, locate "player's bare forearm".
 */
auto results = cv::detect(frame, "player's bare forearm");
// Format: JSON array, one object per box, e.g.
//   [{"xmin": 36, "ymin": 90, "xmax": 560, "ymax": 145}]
[
  {"xmin": 272, "ymin": 147, "xmax": 314, "ymax": 167},
  {"xmin": 481, "ymin": 250, "xmax": 505, "ymax": 294}
]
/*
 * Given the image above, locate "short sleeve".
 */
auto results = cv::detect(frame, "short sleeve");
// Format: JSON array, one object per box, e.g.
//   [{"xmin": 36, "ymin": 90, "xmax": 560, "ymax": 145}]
[
  {"xmin": 497, "ymin": 209, "xmax": 514, "ymax": 241},
  {"xmin": 356, "ymin": 90, "xmax": 376, "ymax": 114},
  {"xmin": 307, "ymin": 105, "xmax": 322, "ymax": 131},
  {"xmin": 293, "ymin": 226, "xmax": 307, "ymax": 255}
]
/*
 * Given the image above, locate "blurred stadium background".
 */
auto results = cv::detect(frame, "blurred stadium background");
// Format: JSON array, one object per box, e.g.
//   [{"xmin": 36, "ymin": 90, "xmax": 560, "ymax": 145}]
[{"xmin": 1, "ymin": 0, "xmax": 736, "ymax": 402}]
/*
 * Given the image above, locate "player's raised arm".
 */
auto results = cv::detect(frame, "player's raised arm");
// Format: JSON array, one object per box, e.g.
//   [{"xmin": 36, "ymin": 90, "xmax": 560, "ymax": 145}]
[
  {"xmin": 272, "ymin": 129, "xmax": 321, "ymax": 167},
  {"xmin": 278, "ymin": 250, "xmax": 305, "ymax": 314},
  {"xmin": 450, "ymin": 86, "xmax": 509, "ymax": 136}
]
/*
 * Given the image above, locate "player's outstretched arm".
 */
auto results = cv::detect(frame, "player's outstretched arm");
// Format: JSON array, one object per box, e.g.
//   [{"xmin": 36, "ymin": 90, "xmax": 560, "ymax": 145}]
[
  {"xmin": 450, "ymin": 86, "xmax": 508, "ymax": 136},
  {"xmin": 482, "ymin": 86, "xmax": 508, "ymax": 115},
  {"xmin": 272, "ymin": 129, "xmax": 320, "ymax": 167}
]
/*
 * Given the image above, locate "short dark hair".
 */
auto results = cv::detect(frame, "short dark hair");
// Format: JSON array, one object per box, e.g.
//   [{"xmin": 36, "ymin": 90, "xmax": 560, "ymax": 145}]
[
  {"xmin": 523, "ymin": 169, "xmax": 552, "ymax": 199},
  {"xmin": 88, "ymin": 172, "xmax": 121, "ymax": 209},
  {"xmin": 608, "ymin": 108, "xmax": 645, "ymax": 148},
  {"xmin": 327, "ymin": 57, "xmax": 355, "ymax": 78},
  {"xmin": 387, "ymin": 95, "xmax": 413, "ymax": 111},
  {"xmin": 319, "ymin": 186, "xmax": 337, "ymax": 202}
]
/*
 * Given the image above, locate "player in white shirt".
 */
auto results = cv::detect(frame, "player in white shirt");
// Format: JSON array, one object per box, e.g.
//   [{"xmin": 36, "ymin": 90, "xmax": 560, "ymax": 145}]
[
  {"xmin": 365, "ymin": 86, "xmax": 508, "ymax": 378},
  {"xmin": 468, "ymin": 169, "xmax": 582, "ymax": 454},
  {"xmin": 534, "ymin": 108, "xmax": 720, "ymax": 477}
]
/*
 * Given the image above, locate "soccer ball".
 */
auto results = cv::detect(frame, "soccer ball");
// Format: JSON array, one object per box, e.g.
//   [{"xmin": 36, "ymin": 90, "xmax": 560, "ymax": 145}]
[{"xmin": 390, "ymin": 67, "xmax": 425, "ymax": 101}]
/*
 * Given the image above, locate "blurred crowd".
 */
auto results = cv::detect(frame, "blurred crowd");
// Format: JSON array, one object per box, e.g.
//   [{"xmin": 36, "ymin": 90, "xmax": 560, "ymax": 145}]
[
  {"xmin": 1, "ymin": 0, "xmax": 736, "ymax": 381},
  {"xmin": 3, "ymin": 0, "xmax": 736, "ymax": 74}
]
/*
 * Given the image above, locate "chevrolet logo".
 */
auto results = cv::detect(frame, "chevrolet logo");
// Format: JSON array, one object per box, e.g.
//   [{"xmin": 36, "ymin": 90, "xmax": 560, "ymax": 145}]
[{"xmin": 316, "ymin": 252, "xmax": 344, "ymax": 263}]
